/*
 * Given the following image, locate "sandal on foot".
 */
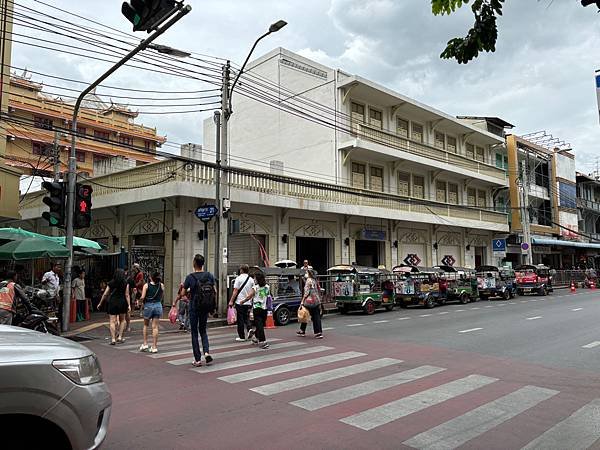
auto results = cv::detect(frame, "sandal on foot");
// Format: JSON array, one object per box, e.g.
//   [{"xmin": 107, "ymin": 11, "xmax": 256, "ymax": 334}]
[
  {"xmin": 110, "ymin": 340, "xmax": 116, "ymax": 346},
  {"xmin": 139, "ymin": 344, "xmax": 149, "ymax": 352},
  {"xmin": 192, "ymin": 360, "xmax": 202, "ymax": 367}
]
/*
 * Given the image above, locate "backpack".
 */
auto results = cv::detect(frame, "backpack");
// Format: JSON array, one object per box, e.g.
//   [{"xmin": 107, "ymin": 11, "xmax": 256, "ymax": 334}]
[{"xmin": 192, "ymin": 272, "xmax": 216, "ymax": 312}]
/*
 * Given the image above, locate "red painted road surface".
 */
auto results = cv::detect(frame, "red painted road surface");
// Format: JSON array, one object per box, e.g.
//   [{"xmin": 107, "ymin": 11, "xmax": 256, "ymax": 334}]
[{"xmin": 88, "ymin": 326, "xmax": 600, "ymax": 450}]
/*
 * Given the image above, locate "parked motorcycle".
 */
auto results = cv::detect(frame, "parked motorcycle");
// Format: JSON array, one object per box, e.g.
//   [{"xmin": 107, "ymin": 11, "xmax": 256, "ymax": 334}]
[{"xmin": 13, "ymin": 301, "xmax": 60, "ymax": 335}]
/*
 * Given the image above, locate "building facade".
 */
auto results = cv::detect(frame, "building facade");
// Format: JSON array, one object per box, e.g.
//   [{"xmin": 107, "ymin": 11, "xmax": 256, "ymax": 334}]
[{"xmin": 3, "ymin": 73, "xmax": 164, "ymax": 178}]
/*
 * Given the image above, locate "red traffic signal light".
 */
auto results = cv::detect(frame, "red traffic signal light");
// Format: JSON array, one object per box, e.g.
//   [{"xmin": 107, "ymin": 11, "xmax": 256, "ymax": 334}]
[{"xmin": 74, "ymin": 183, "xmax": 93, "ymax": 229}]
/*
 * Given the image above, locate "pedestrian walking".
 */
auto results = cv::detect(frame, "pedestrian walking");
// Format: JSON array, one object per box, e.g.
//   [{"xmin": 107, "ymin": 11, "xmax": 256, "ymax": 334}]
[
  {"xmin": 138, "ymin": 271, "xmax": 164, "ymax": 353},
  {"xmin": 184, "ymin": 254, "xmax": 216, "ymax": 367},
  {"xmin": 97, "ymin": 268, "xmax": 131, "ymax": 345},
  {"xmin": 228, "ymin": 264, "xmax": 254, "ymax": 342},
  {"xmin": 42, "ymin": 262, "xmax": 61, "ymax": 325},
  {"xmin": 297, "ymin": 269, "xmax": 323, "ymax": 339},
  {"xmin": 173, "ymin": 282, "xmax": 190, "ymax": 331},
  {"xmin": 240, "ymin": 271, "xmax": 270, "ymax": 349},
  {"xmin": 72, "ymin": 270, "xmax": 86, "ymax": 321},
  {"xmin": 0, "ymin": 271, "xmax": 32, "ymax": 325}
]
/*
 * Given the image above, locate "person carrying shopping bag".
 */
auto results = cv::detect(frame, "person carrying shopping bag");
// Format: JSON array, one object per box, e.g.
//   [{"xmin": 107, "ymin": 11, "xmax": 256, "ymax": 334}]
[
  {"xmin": 241, "ymin": 271, "xmax": 270, "ymax": 349},
  {"xmin": 296, "ymin": 269, "xmax": 323, "ymax": 339}
]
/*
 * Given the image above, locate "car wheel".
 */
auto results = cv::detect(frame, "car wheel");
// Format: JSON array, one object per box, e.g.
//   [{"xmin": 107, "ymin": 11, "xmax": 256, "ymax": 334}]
[
  {"xmin": 275, "ymin": 306, "xmax": 290, "ymax": 326},
  {"xmin": 460, "ymin": 293, "xmax": 469, "ymax": 304},
  {"xmin": 363, "ymin": 300, "xmax": 375, "ymax": 315}
]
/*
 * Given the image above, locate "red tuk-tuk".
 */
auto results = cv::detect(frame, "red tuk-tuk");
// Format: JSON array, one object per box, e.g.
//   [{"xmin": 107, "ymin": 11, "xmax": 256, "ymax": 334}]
[{"xmin": 515, "ymin": 264, "xmax": 553, "ymax": 296}]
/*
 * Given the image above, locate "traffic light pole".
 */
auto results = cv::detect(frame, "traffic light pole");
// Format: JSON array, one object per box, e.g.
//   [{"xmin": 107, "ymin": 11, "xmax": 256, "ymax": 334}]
[{"xmin": 61, "ymin": 4, "xmax": 191, "ymax": 332}]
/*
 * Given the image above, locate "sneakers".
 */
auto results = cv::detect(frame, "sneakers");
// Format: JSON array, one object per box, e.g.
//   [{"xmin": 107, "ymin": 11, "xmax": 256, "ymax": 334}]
[
  {"xmin": 248, "ymin": 329, "xmax": 256, "ymax": 340},
  {"xmin": 149, "ymin": 347, "xmax": 158, "ymax": 353},
  {"xmin": 235, "ymin": 337, "xmax": 246, "ymax": 342},
  {"xmin": 315, "ymin": 333, "xmax": 323, "ymax": 339},
  {"xmin": 139, "ymin": 344, "xmax": 149, "ymax": 352},
  {"xmin": 204, "ymin": 354, "xmax": 213, "ymax": 365},
  {"xmin": 251, "ymin": 337, "xmax": 259, "ymax": 345},
  {"xmin": 259, "ymin": 342, "xmax": 270, "ymax": 349}
]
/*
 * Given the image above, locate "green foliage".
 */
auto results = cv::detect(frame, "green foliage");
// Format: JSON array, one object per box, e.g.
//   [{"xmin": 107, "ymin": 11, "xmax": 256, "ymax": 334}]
[{"xmin": 432, "ymin": 0, "xmax": 505, "ymax": 64}]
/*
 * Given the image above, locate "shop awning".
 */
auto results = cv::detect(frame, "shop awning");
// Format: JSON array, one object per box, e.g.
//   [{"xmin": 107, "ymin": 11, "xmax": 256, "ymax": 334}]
[{"xmin": 532, "ymin": 238, "xmax": 600, "ymax": 249}]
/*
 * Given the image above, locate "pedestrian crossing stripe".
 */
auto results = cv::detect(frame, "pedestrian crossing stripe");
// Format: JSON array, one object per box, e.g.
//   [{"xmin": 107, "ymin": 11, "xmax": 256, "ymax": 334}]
[
  {"xmin": 147, "ymin": 338, "xmax": 284, "ymax": 359},
  {"xmin": 113, "ymin": 332, "xmax": 238, "ymax": 350}
]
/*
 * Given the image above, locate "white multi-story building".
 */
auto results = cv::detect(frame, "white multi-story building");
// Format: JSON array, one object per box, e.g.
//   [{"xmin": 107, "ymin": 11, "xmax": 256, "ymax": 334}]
[{"xmin": 204, "ymin": 48, "xmax": 509, "ymax": 272}]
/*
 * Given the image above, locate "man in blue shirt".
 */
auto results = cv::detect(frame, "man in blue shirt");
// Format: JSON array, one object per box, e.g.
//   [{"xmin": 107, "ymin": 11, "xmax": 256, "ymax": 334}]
[{"xmin": 183, "ymin": 254, "xmax": 216, "ymax": 367}]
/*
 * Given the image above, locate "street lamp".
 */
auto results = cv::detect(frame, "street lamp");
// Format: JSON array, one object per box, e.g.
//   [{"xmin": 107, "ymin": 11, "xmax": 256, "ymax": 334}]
[
  {"xmin": 228, "ymin": 19, "xmax": 287, "ymax": 114},
  {"xmin": 148, "ymin": 43, "xmax": 191, "ymax": 58}
]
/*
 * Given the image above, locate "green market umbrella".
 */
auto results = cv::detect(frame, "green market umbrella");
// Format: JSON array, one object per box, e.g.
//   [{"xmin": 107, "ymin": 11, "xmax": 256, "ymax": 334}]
[
  {"xmin": 0, "ymin": 228, "xmax": 102, "ymax": 250},
  {"xmin": 0, "ymin": 238, "xmax": 70, "ymax": 260}
]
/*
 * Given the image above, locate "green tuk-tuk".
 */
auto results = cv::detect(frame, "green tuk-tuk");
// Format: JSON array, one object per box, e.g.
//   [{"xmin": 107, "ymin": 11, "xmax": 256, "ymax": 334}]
[
  {"xmin": 329, "ymin": 265, "xmax": 394, "ymax": 315},
  {"xmin": 434, "ymin": 265, "xmax": 479, "ymax": 304},
  {"xmin": 392, "ymin": 265, "xmax": 445, "ymax": 308}
]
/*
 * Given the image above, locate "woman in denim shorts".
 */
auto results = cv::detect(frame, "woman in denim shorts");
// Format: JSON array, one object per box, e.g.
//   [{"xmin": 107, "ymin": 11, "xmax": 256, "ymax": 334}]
[{"xmin": 139, "ymin": 271, "xmax": 164, "ymax": 353}]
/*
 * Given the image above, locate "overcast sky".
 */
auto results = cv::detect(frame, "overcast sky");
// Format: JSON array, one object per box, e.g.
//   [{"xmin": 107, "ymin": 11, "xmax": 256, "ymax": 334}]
[{"xmin": 10, "ymin": 0, "xmax": 600, "ymax": 174}]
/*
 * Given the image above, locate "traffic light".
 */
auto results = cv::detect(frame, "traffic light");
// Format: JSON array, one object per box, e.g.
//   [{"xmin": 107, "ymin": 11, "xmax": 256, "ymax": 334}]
[
  {"xmin": 42, "ymin": 181, "xmax": 66, "ymax": 228},
  {"xmin": 74, "ymin": 183, "xmax": 93, "ymax": 230},
  {"xmin": 121, "ymin": 0, "xmax": 177, "ymax": 32},
  {"xmin": 581, "ymin": 0, "xmax": 600, "ymax": 7}
]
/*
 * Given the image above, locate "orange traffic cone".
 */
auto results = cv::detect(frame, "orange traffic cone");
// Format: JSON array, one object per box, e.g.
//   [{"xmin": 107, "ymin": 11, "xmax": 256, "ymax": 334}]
[
  {"xmin": 570, "ymin": 281, "xmax": 576, "ymax": 293},
  {"xmin": 265, "ymin": 310, "xmax": 277, "ymax": 329}
]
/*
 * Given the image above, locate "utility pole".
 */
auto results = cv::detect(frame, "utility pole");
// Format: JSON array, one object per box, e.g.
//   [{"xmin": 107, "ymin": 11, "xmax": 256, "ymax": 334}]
[
  {"xmin": 520, "ymin": 161, "xmax": 533, "ymax": 265},
  {"xmin": 61, "ymin": 4, "xmax": 191, "ymax": 332},
  {"xmin": 52, "ymin": 131, "xmax": 60, "ymax": 182},
  {"xmin": 215, "ymin": 62, "xmax": 230, "ymax": 314}
]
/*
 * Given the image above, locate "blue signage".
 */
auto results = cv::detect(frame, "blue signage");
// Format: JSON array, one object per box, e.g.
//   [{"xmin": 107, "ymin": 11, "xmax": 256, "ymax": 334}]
[
  {"xmin": 361, "ymin": 229, "xmax": 386, "ymax": 241},
  {"xmin": 195, "ymin": 205, "xmax": 218, "ymax": 222},
  {"xmin": 492, "ymin": 238, "xmax": 506, "ymax": 252}
]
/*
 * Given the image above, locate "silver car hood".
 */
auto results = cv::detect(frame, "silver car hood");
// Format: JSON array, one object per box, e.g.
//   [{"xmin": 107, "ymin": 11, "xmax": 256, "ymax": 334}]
[{"xmin": 0, "ymin": 325, "xmax": 91, "ymax": 363}]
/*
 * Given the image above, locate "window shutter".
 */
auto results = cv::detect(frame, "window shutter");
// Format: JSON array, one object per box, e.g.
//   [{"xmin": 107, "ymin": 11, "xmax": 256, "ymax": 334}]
[
  {"xmin": 370, "ymin": 166, "xmax": 383, "ymax": 191},
  {"xmin": 436, "ymin": 181, "xmax": 447, "ymax": 203},
  {"xmin": 477, "ymin": 190, "xmax": 487, "ymax": 207},
  {"xmin": 466, "ymin": 143, "xmax": 475, "ymax": 159},
  {"xmin": 467, "ymin": 188, "xmax": 476, "ymax": 206},
  {"xmin": 369, "ymin": 109, "xmax": 383, "ymax": 129},
  {"xmin": 475, "ymin": 146, "xmax": 485, "ymax": 162},
  {"xmin": 435, "ymin": 131, "xmax": 445, "ymax": 149},
  {"xmin": 413, "ymin": 176, "xmax": 424, "ymax": 198},
  {"xmin": 398, "ymin": 172, "xmax": 410, "ymax": 196},
  {"xmin": 412, "ymin": 123, "xmax": 423, "ymax": 143},
  {"xmin": 397, "ymin": 118, "xmax": 409, "ymax": 138},
  {"xmin": 448, "ymin": 183, "xmax": 458, "ymax": 204},
  {"xmin": 352, "ymin": 163, "xmax": 366, "ymax": 189},
  {"xmin": 447, "ymin": 136, "xmax": 457, "ymax": 153}
]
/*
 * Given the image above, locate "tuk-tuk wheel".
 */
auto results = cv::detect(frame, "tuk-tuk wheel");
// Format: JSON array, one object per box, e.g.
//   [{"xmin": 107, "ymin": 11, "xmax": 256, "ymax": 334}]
[
  {"xmin": 425, "ymin": 297, "xmax": 435, "ymax": 309},
  {"xmin": 275, "ymin": 306, "xmax": 290, "ymax": 326},
  {"xmin": 460, "ymin": 293, "xmax": 469, "ymax": 304},
  {"xmin": 363, "ymin": 300, "xmax": 375, "ymax": 315},
  {"xmin": 502, "ymin": 290, "xmax": 510, "ymax": 300}
]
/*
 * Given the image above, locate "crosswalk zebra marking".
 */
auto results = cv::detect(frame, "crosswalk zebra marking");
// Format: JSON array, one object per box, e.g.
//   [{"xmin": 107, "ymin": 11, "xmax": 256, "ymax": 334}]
[
  {"xmin": 340, "ymin": 374, "xmax": 498, "ymax": 431},
  {"xmin": 403, "ymin": 385, "xmax": 558, "ymax": 449},
  {"xmin": 218, "ymin": 351, "xmax": 366, "ymax": 384},
  {"xmin": 147, "ymin": 338, "xmax": 283, "ymax": 359},
  {"xmin": 291, "ymin": 365, "xmax": 445, "ymax": 411},
  {"xmin": 250, "ymin": 358, "xmax": 401, "ymax": 396},
  {"xmin": 116, "ymin": 333, "xmax": 235, "ymax": 350},
  {"xmin": 521, "ymin": 398, "xmax": 600, "ymax": 450},
  {"xmin": 168, "ymin": 341, "xmax": 306, "ymax": 366},
  {"xmin": 191, "ymin": 345, "xmax": 333, "ymax": 373}
]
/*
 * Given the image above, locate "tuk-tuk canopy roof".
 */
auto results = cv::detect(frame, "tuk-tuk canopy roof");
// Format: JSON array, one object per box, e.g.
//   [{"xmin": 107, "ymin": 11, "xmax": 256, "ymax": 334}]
[
  {"xmin": 475, "ymin": 265, "xmax": 500, "ymax": 273},
  {"xmin": 393, "ymin": 265, "xmax": 442, "ymax": 274},
  {"xmin": 435, "ymin": 265, "xmax": 476, "ymax": 273},
  {"xmin": 254, "ymin": 266, "xmax": 305, "ymax": 277},
  {"xmin": 515, "ymin": 264, "xmax": 550, "ymax": 271},
  {"xmin": 328, "ymin": 265, "xmax": 388, "ymax": 274}
]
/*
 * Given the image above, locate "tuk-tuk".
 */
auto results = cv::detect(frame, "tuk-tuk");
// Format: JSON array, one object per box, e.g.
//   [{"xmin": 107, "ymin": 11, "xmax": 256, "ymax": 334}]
[
  {"xmin": 435, "ymin": 265, "xmax": 479, "ymax": 303},
  {"xmin": 515, "ymin": 264, "xmax": 553, "ymax": 296},
  {"xmin": 253, "ymin": 267, "xmax": 305, "ymax": 325},
  {"xmin": 392, "ymin": 265, "xmax": 444, "ymax": 308},
  {"xmin": 476, "ymin": 265, "xmax": 517, "ymax": 300},
  {"xmin": 328, "ymin": 265, "xmax": 394, "ymax": 315}
]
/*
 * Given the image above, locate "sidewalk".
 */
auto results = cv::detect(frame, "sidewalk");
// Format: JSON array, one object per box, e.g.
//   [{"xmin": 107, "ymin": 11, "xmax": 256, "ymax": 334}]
[{"xmin": 63, "ymin": 310, "xmax": 228, "ymax": 340}]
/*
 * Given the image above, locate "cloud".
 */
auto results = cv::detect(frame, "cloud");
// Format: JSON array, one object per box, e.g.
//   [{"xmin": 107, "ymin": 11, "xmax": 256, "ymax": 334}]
[{"xmin": 9, "ymin": 0, "xmax": 600, "ymax": 172}]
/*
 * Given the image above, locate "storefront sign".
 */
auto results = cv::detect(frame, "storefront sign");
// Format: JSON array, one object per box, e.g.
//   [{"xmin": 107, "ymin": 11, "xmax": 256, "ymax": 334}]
[
  {"xmin": 533, "ymin": 246, "xmax": 551, "ymax": 254},
  {"xmin": 360, "ymin": 229, "xmax": 386, "ymax": 241}
]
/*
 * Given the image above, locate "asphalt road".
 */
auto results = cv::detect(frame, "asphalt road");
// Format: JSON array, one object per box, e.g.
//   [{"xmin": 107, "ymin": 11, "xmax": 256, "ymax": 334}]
[
  {"xmin": 88, "ymin": 288, "xmax": 600, "ymax": 450},
  {"xmin": 323, "ymin": 288, "xmax": 600, "ymax": 372}
]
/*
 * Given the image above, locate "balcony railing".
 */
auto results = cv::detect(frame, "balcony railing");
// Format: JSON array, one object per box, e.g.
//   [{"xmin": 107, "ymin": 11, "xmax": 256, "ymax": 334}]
[
  {"xmin": 578, "ymin": 198, "xmax": 600, "ymax": 213},
  {"xmin": 350, "ymin": 123, "xmax": 507, "ymax": 181},
  {"xmin": 21, "ymin": 160, "xmax": 508, "ymax": 226}
]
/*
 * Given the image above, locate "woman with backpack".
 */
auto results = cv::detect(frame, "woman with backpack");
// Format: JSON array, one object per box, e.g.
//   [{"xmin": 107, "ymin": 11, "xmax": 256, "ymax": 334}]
[
  {"xmin": 241, "ymin": 271, "xmax": 270, "ymax": 349},
  {"xmin": 297, "ymin": 269, "xmax": 323, "ymax": 339},
  {"xmin": 97, "ymin": 268, "xmax": 131, "ymax": 345},
  {"xmin": 138, "ymin": 271, "xmax": 164, "ymax": 353}
]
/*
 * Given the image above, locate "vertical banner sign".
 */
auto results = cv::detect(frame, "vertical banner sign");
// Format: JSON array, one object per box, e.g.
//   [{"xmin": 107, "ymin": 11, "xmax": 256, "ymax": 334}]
[{"xmin": 596, "ymin": 70, "xmax": 600, "ymax": 124}]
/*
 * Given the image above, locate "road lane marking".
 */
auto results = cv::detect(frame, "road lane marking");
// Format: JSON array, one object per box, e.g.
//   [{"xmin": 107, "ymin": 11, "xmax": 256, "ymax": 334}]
[
  {"xmin": 147, "ymin": 338, "xmax": 283, "ymax": 359},
  {"xmin": 526, "ymin": 316, "xmax": 543, "ymax": 321},
  {"xmin": 572, "ymin": 308, "xmax": 583, "ymax": 311},
  {"xmin": 521, "ymin": 398, "xmax": 600, "ymax": 450},
  {"xmin": 250, "ymin": 358, "xmax": 401, "ymax": 396},
  {"xmin": 470, "ymin": 307, "xmax": 480, "ymax": 310},
  {"xmin": 322, "ymin": 327, "xmax": 335, "ymax": 331},
  {"xmin": 218, "ymin": 351, "xmax": 365, "ymax": 383},
  {"xmin": 419, "ymin": 314, "xmax": 432, "ymax": 317},
  {"xmin": 404, "ymin": 385, "xmax": 558, "ymax": 450},
  {"xmin": 339, "ymin": 374, "xmax": 498, "ymax": 431},
  {"xmin": 582, "ymin": 341, "xmax": 600, "ymax": 349},
  {"xmin": 484, "ymin": 305, "xmax": 495, "ymax": 308},
  {"xmin": 438, "ymin": 311, "xmax": 449, "ymax": 315},
  {"xmin": 373, "ymin": 320, "xmax": 389, "ymax": 323},
  {"xmin": 455, "ymin": 309, "xmax": 466, "ymax": 312},
  {"xmin": 459, "ymin": 328, "xmax": 483, "ymax": 333},
  {"xmin": 509, "ymin": 302, "xmax": 516, "ymax": 304},
  {"xmin": 347, "ymin": 323, "xmax": 364, "ymax": 327},
  {"xmin": 168, "ymin": 341, "xmax": 305, "ymax": 365},
  {"xmin": 397, "ymin": 317, "xmax": 411, "ymax": 321},
  {"xmin": 531, "ymin": 299, "xmax": 539, "ymax": 302},
  {"xmin": 291, "ymin": 365, "xmax": 445, "ymax": 411},
  {"xmin": 190, "ymin": 345, "xmax": 332, "ymax": 372}
]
